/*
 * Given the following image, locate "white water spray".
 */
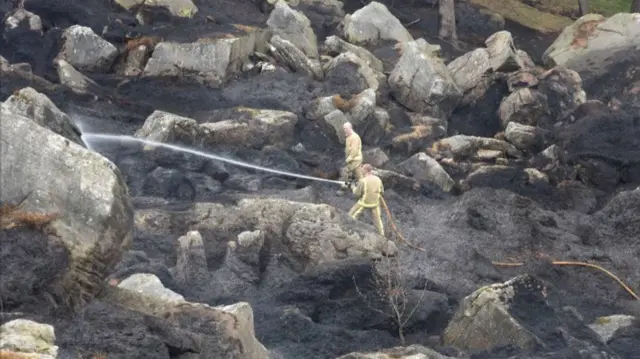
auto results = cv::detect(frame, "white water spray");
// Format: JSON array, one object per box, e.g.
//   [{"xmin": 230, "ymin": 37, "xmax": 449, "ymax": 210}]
[
  {"xmin": 70, "ymin": 114, "xmax": 95, "ymax": 151},
  {"xmin": 82, "ymin": 133, "xmax": 345, "ymax": 185}
]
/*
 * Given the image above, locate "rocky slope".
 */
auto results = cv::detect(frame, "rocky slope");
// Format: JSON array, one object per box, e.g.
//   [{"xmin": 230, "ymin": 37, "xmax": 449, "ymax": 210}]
[{"xmin": 1, "ymin": 1, "xmax": 639, "ymax": 359}]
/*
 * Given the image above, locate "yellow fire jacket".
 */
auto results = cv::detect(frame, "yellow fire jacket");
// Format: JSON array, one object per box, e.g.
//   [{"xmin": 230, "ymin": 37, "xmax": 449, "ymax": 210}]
[
  {"xmin": 352, "ymin": 174, "xmax": 384, "ymax": 208},
  {"xmin": 345, "ymin": 132, "xmax": 363, "ymax": 165}
]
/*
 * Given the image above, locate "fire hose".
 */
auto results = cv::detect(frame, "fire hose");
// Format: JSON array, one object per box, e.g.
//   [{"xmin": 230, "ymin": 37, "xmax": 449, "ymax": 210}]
[
  {"xmin": 380, "ymin": 197, "xmax": 426, "ymax": 252},
  {"xmin": 492, "ymin": 260, "xmax": 639, "ymax": 300}
]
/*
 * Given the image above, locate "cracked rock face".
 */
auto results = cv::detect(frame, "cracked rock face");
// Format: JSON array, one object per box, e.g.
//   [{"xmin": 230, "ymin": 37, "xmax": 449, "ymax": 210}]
[
  {"xmin": 542, "ymin": 13, "xmax": 640, "ymax": 82},
  {"xmin": 1, "ymin": 107, "xmax": 133, "ymax": 308},
  {"xmin": 267, "ymin": 0, "xmax": 319, "ymax": 59},
  {"xmin": 389, "ymin": 39, "xmax": 462, "ymax": 119},
  {"xmin": 59, "ymin": 25, "xmax": 119, "ymax": 73},
  {"xmin": 340, "ymin": 1, "xmax": 413, "ymax": 45}
]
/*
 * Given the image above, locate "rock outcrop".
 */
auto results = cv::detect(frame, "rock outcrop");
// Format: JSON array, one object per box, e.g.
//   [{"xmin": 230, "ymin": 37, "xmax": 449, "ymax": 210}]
[
  {"xmin": 1, "ymin": 87, "xmax": 82, "ymax": 145},
  {"xmin": 443, "ymin": 275, "xmax": 619, "ymax": 356},
  {"xmin": 340, "ymin": 2, "xmax": 412, "ymax": 45},
  {"xmin": 2, "ymin": 2, "xmax": 640, "ymax": 359},
  {"xmin": 542, "ymin": 13, "xmax": 640, "ymax": 81},
  {"xmin": 267, "ymin": 0, "xmax": 319, "ymax": 59},
  {"xmin": 0, "ymin": 319, "xmax": 58, "ymax": 359},
  {"xmin": 389, "ymin": 39, "xmax": 462, "ymax": 118},
  {"xmin": 108, "ymin": 273, "xmax": 269, "ymax": 359},
  {"xmin": 268, "ymin": 35, "xmax": 324, "ymax": 79},
  {"xmin": 396, "ymin": 152, "xmax": 455, "ymax": 192},
  {"xmin": 136, "ymin": 108, "xmax": 298, "ymax": 149},
  {"xmin": 337, "ymin": 345, "xmax": 457, "ymax": 359},
  {"xmin": 324, "ymin": 35, "xmax": 384, "ymax": 72},
  {"xmin": 1, "ymin": 107, "xmax": 133, "ymax": 308},
  {"xmin": 58, "ymin": 25, "xmax": 118, "ymax": 73},
  {"xmin": 143, "ymin": 28, "xmax": 269, "ymax": 86},
  {"xmin": 135, "ymin": 198, "xmax": 397, "ymax": 269}
]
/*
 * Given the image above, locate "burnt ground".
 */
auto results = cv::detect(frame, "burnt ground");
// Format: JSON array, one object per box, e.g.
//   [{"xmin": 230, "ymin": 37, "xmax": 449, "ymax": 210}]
[
  {"xmin": 2, "ymin": 0, "xmax": 640, "ymax": 358},
  {"xmin": 0, "ymin": 227, "xmax": 70, "ymax": 317}
]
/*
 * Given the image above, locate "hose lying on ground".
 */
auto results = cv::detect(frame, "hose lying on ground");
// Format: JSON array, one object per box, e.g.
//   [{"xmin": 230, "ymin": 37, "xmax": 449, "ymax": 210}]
[
  {"xmin": 492, "ymin": 260, "xmax": 639, "ymax": 300},
  {"xmin": 376, "ymin": 197, "xmax": 638, "ymax": 300},
  {"xmin": 380, "ymin": 197, "xmax": 426, "ymax": 252}
]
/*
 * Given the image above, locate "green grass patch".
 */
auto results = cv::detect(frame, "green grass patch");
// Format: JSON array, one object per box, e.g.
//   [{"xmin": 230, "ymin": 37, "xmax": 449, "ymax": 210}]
[
  {"xmin": 471, "ymin": 0, "xmax": 573, "ymax": 32},
  {"xmin": 530, "ymin": 0, "xmax": 632, "ymax": 17},
  {"xmin": 470, "ymin": 0, "xmax": 632, "ymax": 33}
]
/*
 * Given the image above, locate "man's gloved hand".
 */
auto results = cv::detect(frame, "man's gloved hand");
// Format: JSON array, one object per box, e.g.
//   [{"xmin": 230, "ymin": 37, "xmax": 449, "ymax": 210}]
[{"xmin": 348, "ymin": 180, "xmax": 357, "ymax": 192}]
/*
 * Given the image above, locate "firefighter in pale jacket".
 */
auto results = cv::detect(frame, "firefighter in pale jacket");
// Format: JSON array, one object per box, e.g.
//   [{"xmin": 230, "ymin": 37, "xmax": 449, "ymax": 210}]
[
  {"xmin": 337, "ymin": 122, "xmax": 363, "ymax": 195},
  {"xmin": 348, "ymin": 164, "xmax": 385, "ymax": 236}
]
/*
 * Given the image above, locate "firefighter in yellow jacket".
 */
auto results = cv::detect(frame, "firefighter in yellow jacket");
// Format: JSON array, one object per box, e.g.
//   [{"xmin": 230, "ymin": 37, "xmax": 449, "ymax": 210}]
[
  {"xmin": 337, "ymin": 122, "xmax": 363, "ymax": 195},
  {"xmin": 348, "ymin": 164, "xmax": 385, "ymax": 236}
]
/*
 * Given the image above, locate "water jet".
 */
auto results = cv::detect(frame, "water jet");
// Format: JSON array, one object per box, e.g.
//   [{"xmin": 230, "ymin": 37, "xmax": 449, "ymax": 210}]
[{"xmin": 82, "ymin": 133, "xmax": 345, "ymax": 186}]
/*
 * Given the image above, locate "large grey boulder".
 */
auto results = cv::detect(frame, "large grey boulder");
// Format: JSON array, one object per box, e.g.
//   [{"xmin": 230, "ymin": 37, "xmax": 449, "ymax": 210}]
[
  {"xmin": 0, "ymin": 319, "xmax": 58, "ymax": 358},
  {"xmin": 430, "ymin": 135, "xmax": 522, "ymax": 160},
  {"xmin": 442, "ymin": 276, "xmax": 546, "ymax": 352},
  {"xmin": 113, "ymin": 0, "xmax": 145, "ymax": 10},
  {"xmin": 323, "ymin": 51, "xmax": 384, "ymax": 91},
  {"xmin": 58, "ymin": 25, "xmax": 118, "ymax": 73},
  {"xmin": 341, "ymin": 1, "xmax": 412, "ymax": 45},
  {"xmin": 324, "ymin": 35, "xmax": 384, "ymax": 72},
  {"xmin": 172, "ymin": 230, "xmax": 211, "ymax": 290},
  {"xmin": 498, "ymin": 87, "xmax": 548, "ymax": 128},
  {"xmin": 337, "ymin": 344, "xmax": 457, "ymax": 359},
  {"xmin": 442, "ymin": 275, "xmax": 620, "ymax": 356},
  {"xmin": 0, "ymin": 108, "xmax": 133, "ymax": 308},
  {"xmin": 134, "ymin": 198, "xmax": 398, "ymax": 267},
  {"xmin": 143, "ymin": 0, "xmax": 198, "ymax": 17},
  {"xmin": 363, "ymin": 148, "xmax": 390, "ymax": 167},
  {"xmin": 267, "ymin": 0, "xmax": 319, "ymax": 59},
  {"xmin": 268, "ymin": 35, "xmax": 324, "ymax": 79},
  {"xmin": 0, "ymin": 55, "xmax": 8, "ymax": 70},
  {"xmin": 1, "ymin": 87, "xmax": 82, "ymax": 145},
  {"xmin": 396, "ymin": 152, "xmax": 455, "ymax": 192},
  {"xmin": 118, "ymin": 273, "xmax": 185, "ymax": 302},
  {"xmin": 135, "ymin": 110, "xmax": 201, "ymax": 144},
  {"xmin": 447, "ymin": 48, "xmax": 491, "ymax": 94},
  {"xmin": 484, "ymin": 31, "xmax": 524, "ymax": 72},
  {"xmin": 588, "ymin": 315, "xmax": 636, "ymax": 343},
  {"xmin": 143, "ymin": 28, "xmax": 269, "ymax": 86},
  {"xmin": 504, "ymin": 121, "xmax": 542, "ymax": 152},
  {"xmin": 114, "ymin": 0, "xmax": 197, "ymax": 16},
  {"xmin": 3, "ymin": 8, "xmax": 42, "ymax": 44},
  {"xmin": 389, "ymin": 39, "xmax": 462, "ymax": 118},
  {"xmin": 54, "ymin": 59, "xmax": 107, "ymax": 97},
  {"xmin": 542, "ymin": 13, "xmax": 640, "ymax": 80},
  {"xmin": 136, "ymin": 108, "xmax": 298, "ymax": 149},
  {"xmin": 111, "ymin": 273, "xmax": 269, "ymax": 359}
]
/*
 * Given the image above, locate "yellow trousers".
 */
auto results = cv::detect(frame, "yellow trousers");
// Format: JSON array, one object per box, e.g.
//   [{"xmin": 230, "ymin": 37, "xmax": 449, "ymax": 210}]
[
  {"xmin": 349, "ymin": 203, "xmax": 384, "ymax": 236},
  {"xmin": 340, "ymin": 161, "xmax": 363, "ymax": 183}
]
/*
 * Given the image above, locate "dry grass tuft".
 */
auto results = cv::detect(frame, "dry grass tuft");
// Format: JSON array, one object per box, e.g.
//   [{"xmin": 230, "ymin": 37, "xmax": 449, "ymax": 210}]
[
  {"xmin": 332, "ymin": 95, "xmax": 357, "ymax": 112},
  {"xmin": 0, "ymin": 350, "xmax": 38, "ymax": 359},
  {"xmin": 232, "ymin": 24, "xmax": 257, "ymax": 33},
  {"xmin": 0, "ymin": 196, "xmax": 58, "ymax": 231},
  {"xmin": 124, "ymin": 36, "xmax": 161, "ymax": 52}
]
